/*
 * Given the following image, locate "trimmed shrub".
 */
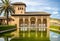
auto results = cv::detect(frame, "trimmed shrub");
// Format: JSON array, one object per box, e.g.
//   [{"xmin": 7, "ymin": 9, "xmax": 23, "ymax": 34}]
[
  {"xmin": 0, "ymin": 25, "xmax": 16, "ymax": 31},
  {"xmin": 50, "ymin": 25, "xmax": 60, "ymax": 30}
]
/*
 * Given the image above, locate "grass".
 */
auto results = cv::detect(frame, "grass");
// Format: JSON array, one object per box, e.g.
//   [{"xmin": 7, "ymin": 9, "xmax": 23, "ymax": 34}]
[{"xmin": 0, "ymin": 25, "xmax": 16, "ymax": 31}]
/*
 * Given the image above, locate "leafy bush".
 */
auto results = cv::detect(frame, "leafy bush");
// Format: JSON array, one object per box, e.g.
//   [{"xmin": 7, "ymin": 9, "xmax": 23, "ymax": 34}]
[{"xmin": 0, "ymin": 25, "xmax": 16, "ymax": 31}]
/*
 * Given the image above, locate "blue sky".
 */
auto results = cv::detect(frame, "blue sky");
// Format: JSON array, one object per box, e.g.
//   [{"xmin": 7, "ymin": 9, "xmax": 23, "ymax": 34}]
[{"xmin": 0, "ymin": 0, "xmax": 60, "ymax": 19}]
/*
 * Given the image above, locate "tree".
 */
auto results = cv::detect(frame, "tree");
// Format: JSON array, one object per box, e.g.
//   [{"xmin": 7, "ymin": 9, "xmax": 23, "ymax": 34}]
[{"xmin": 0, "ymin": 0, "xmax": 15, "ymax": 25}]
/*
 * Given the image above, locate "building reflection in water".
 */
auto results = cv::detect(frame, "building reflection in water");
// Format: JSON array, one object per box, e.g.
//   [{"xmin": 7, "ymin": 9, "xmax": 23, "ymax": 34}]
[{"xmin": 10, "ymin": 29, "xmax": 50, "ymax": 41}]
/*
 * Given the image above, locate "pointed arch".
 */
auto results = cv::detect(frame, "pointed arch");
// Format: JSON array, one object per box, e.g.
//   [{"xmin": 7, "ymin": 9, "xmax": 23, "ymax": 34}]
[
  {"xmin": 19, "ymin": 18, "xmax": 23, "ymax": 27},
  {"xmin": 30, "ymin": 17, "xmax": 36, "ymax": 24},
  {"xmin": 43, "ymin": 19, "xmax": 47, "ymax": 27}
]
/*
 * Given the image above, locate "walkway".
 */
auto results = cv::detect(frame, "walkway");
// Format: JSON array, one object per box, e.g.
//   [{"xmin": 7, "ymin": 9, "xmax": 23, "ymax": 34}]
[{"xmin": 0, "ymin": 28, "xmax": 16, "ymax": 34}]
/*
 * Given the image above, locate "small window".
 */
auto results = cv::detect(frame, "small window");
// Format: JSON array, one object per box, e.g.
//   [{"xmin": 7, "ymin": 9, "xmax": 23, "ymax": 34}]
[
  {"xmin": 22, "ymin": 8, "xmax": 23, "ymax": 10},
  {"xmin": 18, "ymin": 7, "xmax": 21, "ymax": 10},
  {"xmin": 18, "ymin": 7, "xmax": 20, "ymax": 10},
  {"xmin": 19, "ymin": 8, "xmax": 21, "ymax": 10},
  {"xmin": 21, "ymin": 11, "xmax": 23, "ymax": 13},
  {"xmin": 18, "ymin": 7, "xmax": 23, "ymax": 10}
]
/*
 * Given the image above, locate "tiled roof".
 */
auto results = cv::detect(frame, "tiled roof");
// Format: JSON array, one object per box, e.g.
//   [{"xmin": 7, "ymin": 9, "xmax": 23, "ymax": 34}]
[
  {"xmin": 25, "ymin": 12, "xmax": 50, "ymax": 14},
  {"xmin": 11, "ymin": 2, "xmax": 26, "ymax": 7},
  {"xmin": 12, "ymin": 12, "xmax": 51, "ymax": 16}
]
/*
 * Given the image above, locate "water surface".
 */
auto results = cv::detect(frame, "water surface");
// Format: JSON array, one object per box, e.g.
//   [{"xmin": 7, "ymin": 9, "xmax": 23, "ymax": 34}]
[{"xmin": 0, "ymin": 31, "xmax": 60, "ymax": 41}]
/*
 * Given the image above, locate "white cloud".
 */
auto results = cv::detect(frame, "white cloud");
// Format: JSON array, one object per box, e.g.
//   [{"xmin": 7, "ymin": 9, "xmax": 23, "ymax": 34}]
[
  {"xmin": 52, "ymin": 11, "xmax": 58, "ymax": 14},
  {"xmin": 44, "ymin": 7, "xmax": 58, "ymax": 11},
  {"xmin": 45, "ymin": 7, "xmax": 51, "ymax": 10}
]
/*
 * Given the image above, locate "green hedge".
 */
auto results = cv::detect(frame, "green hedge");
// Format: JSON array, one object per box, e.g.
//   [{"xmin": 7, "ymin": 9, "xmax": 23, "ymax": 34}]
[
  {"xmin": 0, "ymin": 25, "xmax": 16, "ymax": 31},
  {"xmin": 50, "ymin": 25, "xmax": 60, "ymax": 30}
]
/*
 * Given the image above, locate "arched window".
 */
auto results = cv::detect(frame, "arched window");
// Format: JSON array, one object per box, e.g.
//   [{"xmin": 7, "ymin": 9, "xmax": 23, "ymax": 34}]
[
  {"xmin": 18, "ymin": 7, "xmax": 19, "ymax": 10},
  {"xmin": 25, "ymin": 19, "xmax": 28, "ymax": 24},
  {"xmin": 30, "ymin": 17, "xmax": 36, "ymax": 24},
  {"xmin": 37, "ymin": 19, "xmax": 41, "ymax": 27},
  {"xmin": 19, "ymin": 19, "xmax": 23, "ymax": 26},
  {"xmin": 25, "ymin": 19, "xmax": 28, "ymax": 27},
  {"xmin": 43, "ymin": 19, "xmax": 47, "ymax": 27},
  {"xmin": 38, "ymin": 19, "xmax": 41, "ymax": 24},
  {"xmin": 43, "ymin": 19, "xmax": 47, "ymax": 24},
  {"xmin": 30, "ymin": 17, "xmax": 36, "ymax": 27}
]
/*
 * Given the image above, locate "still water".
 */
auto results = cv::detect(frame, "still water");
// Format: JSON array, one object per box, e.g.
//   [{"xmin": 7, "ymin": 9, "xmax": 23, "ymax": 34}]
[
  {"xmin": 50, "ymin": 31, "xmax": 60, "ymax": 41},
  {"xmin": 0, "ymin": 31, "xmax": 60, "ymax": 41}
]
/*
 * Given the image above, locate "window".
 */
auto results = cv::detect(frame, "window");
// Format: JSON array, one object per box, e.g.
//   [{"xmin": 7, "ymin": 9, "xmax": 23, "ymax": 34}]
[
  {"xmin": 21, "ymin": 11, "xmax": 23, "ymax": 13},
  {"xmin": 18, "ymin": 7, "xmax": 23, "ymax": 10},
  {"xmin": 20, "ymin": 8, "xmax": 21, "ymax": 10},
  {"xmin": 18, "ymin": 7, "xmax": 20, "ymax": 10},
  {"xmin": 22, "ymin": 8, "xmax": 23, "ymax": 10},
  {"xmin": 31, "ymin": 21, "xmax": 35, "ymax": 24}
]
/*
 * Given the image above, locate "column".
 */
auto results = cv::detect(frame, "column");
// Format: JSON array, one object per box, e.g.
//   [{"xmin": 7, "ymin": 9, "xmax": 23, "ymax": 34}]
[
  {"xmin": 47, "ymin": 16, "xmax": 50, "ymax": 37},
  {"xmin": 16, "ymin": 17, "xmax": 19, "ymax": 37},
  {"xmin": 35, "ymin": 17, "xmax": 38, "ymax": 37},
  {"xmin": 28, "ymin": 17, "xmax": 30, "ymax": 37},
  {"xmin": 23, "ymin": 18, "xmax": 25, "ymax": 37},
  {"xmin": 23, "ymin": 18, "xmax": 25, "ymax": 29},
  {"xmin": 41, "ymin": 16, "xmax": 43, "ymax": 37}
]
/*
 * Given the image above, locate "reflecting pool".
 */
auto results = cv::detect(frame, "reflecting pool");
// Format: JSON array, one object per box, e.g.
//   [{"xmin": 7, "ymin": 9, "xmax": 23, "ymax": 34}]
[{"xmin": 0, "ymin": 31, "xmax": 60, "ymax": 41}]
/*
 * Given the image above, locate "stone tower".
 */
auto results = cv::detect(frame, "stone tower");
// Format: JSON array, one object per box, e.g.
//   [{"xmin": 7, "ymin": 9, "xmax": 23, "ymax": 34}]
[{"xmin": 12, "ymin": 2, "xmax": 26, "ymax": 14}]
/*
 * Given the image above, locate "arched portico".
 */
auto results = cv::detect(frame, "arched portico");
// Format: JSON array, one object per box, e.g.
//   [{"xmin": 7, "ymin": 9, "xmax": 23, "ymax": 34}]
[{"xmin": 19, "ymin": 16, "xmax": 47, "ymax": 31}]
